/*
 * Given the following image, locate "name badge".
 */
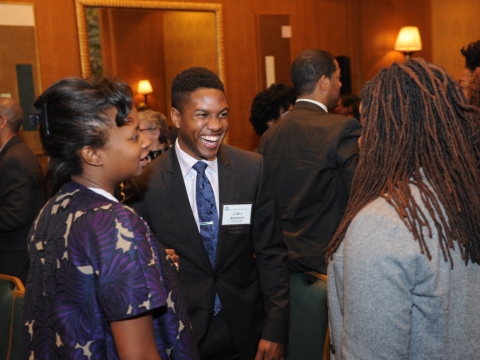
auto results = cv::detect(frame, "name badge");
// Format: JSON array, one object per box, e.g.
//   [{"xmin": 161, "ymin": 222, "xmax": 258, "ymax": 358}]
[{"xmin": 222, "ymin": 204, "xmax": 252, "ymax": 234}]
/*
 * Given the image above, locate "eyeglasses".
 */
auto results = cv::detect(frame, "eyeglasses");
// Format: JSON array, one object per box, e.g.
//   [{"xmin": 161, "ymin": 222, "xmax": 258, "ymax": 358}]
[{"xmin": 139, "ymin": 127, "xmax": 159, "ymax": 132}]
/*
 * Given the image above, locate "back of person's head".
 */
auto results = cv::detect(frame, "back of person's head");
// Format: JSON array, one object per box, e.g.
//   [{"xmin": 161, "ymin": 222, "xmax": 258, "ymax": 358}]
[
  {"xmin": 0, "ymin": 97, "xmax": 23, "ymax": 133},
  {"xmin": 138, "ymin": 109, "xmax": 168, "ymax": 143},
  {"xmin": 33, "ymin": 76, "xmax": 132, "ymax": 195},
  {"xmin": 249, "ymin": 83, "xmax": 296, "ymax": 136},
  {"xmin": 461, "ymin": 39, "xmax": 480, "ymax": 72},
  {"xmin": 327, "ymin": 58, "xmax": 480, "ymax": 265},
  {"xmin": 338, "ymin": 93, "xmax": 361, "ymax": 119},
  {"xmin": 340, "ymin": 93, "xmax": 360, "ymax": 108},
  {"xmin": 171, "ymin": 67, "xmax": 225, "ymax": 111},
  {"xmin": 467, "ymin": 68, "xmax": 480, "ymax": 108},
  {"xmin": 290, "ymin": 49, "xmax": 336, "ymax": 95}
]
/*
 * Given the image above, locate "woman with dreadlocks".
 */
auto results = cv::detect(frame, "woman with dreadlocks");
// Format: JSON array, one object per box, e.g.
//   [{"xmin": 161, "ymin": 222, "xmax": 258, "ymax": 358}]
[{"xmin": 326, "ymin": 58, "xmax": 480, "ymax": 359}]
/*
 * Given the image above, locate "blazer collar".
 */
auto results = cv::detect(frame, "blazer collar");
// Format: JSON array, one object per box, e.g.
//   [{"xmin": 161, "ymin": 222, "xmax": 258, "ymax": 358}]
[
  {"xmin": 164, "ymin": 147, "xmax": 213, "ymax": 269},
  {"xmin": 216, "ymin": 144, "xmax": 231, "ymax": 169},
  {"xmin": 0, "ymin": 135, "xmax": 21, "ymax": 161},
  {"xmin": 166, "ymin": 144, "xmax": 235, "ymax": 269},
  {"xmin": 215, "ymin": 145, "xmax": 234, "ymax": 267},
  {"xmin": 294, "ymin": 100, "xmax": 328, "ymax": 113},
  {"xmin": 166, "ymin": 142, "xmax": 230, "ymax": 174}
]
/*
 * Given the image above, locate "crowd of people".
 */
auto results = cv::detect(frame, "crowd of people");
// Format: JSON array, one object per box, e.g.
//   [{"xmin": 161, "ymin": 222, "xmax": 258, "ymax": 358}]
[{"xmin": 1, "ymin": 37, "xmax": 480, "ymax": 359}]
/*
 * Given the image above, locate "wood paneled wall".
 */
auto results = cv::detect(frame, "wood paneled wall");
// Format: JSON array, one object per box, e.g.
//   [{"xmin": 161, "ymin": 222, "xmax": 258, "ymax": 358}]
[
  {"xmin": 100, "ymin": 8, "xmax": 168, "ymax": 112},
  {"xmin": 99, "ymin": 9, "xmax": 217, "ymax": 116},
  {"xmin": 9, "ymin": 0, "xmax": 475, "ymax": 153},
  {"xmin": 431, "ymin": 0, "xmax": 480, "ymax": 81},
  {"xmin": 162, "ymin": 11, "xmax": 218, "ymax": 115},
  {"xmin": 358, "ymin": 0, "xmax": 432, "ymax": 85}
]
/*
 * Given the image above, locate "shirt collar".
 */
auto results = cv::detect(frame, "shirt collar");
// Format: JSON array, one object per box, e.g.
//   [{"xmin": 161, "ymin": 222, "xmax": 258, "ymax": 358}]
[
  {"xmin": 296, "ymin": 99, "xmax": 328, "ymax": 113},
  {"xmin": 88, "ymin": 187, "xmax": 119, "ymax": 202},
  {"xmin": 175, "ymin": 139, "xmax": 218, "ymax": 178}
]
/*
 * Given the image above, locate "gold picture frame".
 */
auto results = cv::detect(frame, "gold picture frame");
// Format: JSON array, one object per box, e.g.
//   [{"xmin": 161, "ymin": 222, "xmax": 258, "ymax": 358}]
[{"xmin": 74, "ymin": 0, "xmax": 225, "ymax": 85}]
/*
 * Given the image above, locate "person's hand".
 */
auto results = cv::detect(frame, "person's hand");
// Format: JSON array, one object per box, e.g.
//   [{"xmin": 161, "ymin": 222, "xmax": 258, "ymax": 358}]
[
  {"xmin": 254, "ymin": 339, "xmax": 284, "ymax": 360},
  {"xmin": 165, "ymin": 248, "xmax": 179, "ymax": 271}
]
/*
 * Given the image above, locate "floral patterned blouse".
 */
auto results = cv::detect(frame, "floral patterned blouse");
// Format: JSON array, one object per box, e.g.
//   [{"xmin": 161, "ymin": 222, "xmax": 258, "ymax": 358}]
[{"xmin": 22, "ymin": 181, "xmax": 198, "ymax": 359}]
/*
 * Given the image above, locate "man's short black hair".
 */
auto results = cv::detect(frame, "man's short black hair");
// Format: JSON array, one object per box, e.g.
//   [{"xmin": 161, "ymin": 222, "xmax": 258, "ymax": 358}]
[
  {"xmin": 461, "ymin": 40, "xmax": 480, "ymax": 72},
  {"xmin": 249, "ymin": 84, "xmax": 296, "ymax": 136},
  {"xmin": 290, "ymin": 49, "xmax": 336, "ymax": 96},
  {"xmin": 171, "ymin": 67, "xmax": 225, "ymax": 111}
]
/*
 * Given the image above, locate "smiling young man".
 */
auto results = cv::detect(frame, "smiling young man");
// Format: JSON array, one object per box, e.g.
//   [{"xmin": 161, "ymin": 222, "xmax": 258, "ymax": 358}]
[{"xmin": 127, "ymin": 67, "xmax": 289, "ymax": 360}]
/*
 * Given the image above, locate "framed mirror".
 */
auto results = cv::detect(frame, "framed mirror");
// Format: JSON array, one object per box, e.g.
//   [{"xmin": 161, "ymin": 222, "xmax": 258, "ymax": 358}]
[{"xmin": 75, "ymin": 0, "xmax": 225, "ymax": 116}]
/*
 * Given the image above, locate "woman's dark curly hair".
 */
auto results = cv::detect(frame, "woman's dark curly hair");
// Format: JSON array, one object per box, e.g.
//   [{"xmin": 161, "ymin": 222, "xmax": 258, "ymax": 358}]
[
  {"xmin": 249, "ymin": 83, "xmax": 296, "ymax": 135},
  {"xmin": 467, "ymin": 68, "xmax": 480, "ymax": 108},
  {"xmin": 33, "ymin": 76, "xmax": 132, "ymax": 196},
  {"xmin": 461, "ymin": 39, "xmax": 480, "ymax": 72}
]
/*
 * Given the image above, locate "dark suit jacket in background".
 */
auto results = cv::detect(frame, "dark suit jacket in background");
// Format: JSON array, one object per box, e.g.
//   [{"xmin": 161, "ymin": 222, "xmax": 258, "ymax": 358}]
[
  {"xmin": 127, "ymin": 144, "xmax": 289, "ymax": 359},
  {"xmin": 0, "ymin": 135, "xmax": 47, "ymax": 282},
  {"xmin": 258, "ymin": 101, "xmax": 361, "ymax": 275}
]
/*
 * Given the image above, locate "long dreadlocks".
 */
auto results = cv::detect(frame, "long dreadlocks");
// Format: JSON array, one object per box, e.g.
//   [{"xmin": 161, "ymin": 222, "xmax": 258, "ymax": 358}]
[{"xmin": 326, "ymin": 58, "xmax": 480, "ymax": 267}]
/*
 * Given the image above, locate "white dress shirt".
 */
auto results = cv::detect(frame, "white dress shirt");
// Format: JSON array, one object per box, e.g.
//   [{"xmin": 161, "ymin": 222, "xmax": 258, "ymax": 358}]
[
  {"xmin": 175, "ymin": 139, "xmax": 220, "ymax": 232},
  {"xmin": 296, "ymin": 98, "xmax": 328, "ymax": 112},
  {"xmin": 88, "ymin": 187, "xmax": 119, "ymax": 202}
]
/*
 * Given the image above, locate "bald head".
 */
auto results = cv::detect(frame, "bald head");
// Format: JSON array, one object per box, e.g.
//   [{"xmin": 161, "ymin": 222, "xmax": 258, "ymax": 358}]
[{"xmin": 0, "ymin": 98, "xmax": 23, "ymax": 133}]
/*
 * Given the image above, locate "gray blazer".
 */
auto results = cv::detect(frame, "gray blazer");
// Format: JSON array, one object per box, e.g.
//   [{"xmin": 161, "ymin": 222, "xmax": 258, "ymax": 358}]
[{"xmin": 328, "ymin": 185, "xmax": 480, "ymax": 359}]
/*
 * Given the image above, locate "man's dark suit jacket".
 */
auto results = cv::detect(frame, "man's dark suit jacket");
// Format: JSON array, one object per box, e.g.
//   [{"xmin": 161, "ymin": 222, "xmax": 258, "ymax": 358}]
[
  {"xmin": 258, "ymin": 101, "xmax": 361, "ymax": 275},
  {"xmin": 0, "ymin": 135, "xmax": 47, "ymax": 280},
  {"xmin": 127, "ymin": 144, "xmax": 289, "ymax": 359}
]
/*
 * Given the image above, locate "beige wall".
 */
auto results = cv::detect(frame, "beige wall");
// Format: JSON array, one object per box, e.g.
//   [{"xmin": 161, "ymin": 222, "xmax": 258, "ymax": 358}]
[{"xmin": 431, "ymin": 0, "xmax": 480, "ymax": 81}]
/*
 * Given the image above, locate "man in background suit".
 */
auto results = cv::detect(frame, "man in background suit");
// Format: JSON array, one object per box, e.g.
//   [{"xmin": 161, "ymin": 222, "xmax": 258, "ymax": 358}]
[
  {"xmin": 0, "ymin": 97, "xmax": 47, "ymax": 284},
  {"xmin": 258, "ymin": 49, "xmax": 360, "ymax": 358},
  {"xmin": 127, "ymin": 67, "xmax": 289, "ymax": 360},
  {"xmin": 259, "ymin": 48, "xmax": 360, "ymax": 275}
]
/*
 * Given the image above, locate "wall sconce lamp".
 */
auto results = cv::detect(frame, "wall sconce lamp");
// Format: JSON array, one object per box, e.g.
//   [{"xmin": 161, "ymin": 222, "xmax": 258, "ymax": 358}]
[
  {"xmin": 137, "ymin": 80, "xmax": 153, "ymax": 108},
  {"xmin": 394, "ymin": 26, "xmax": 422, "ymax": 61}
]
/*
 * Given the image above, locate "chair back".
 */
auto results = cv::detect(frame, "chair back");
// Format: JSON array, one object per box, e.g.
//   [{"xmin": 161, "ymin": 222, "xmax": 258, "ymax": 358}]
[
  {"xmin": 0, "ymin": 274, "xmax": 25, "ymax": 360},
  {"xmin": 286, "ymin": 272, "xmax": 329, "ymax": 360}
]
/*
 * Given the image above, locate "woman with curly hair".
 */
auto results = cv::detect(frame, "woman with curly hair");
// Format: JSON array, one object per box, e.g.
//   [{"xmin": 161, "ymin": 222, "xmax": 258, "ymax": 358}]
[
  {"xmin": 459, "ymin": 39, "xmax": 480, "ymax": 95},
  {"xmin": 326, "ymin": 59, "xmax": 480, "ymax": 359},
  {"xmin": 249, "ymin": 83, "xmax": 296, "ymax": 136},
  {"xmin": 467, "ymin": 67, "xmax": 480, "ymax": 108}
]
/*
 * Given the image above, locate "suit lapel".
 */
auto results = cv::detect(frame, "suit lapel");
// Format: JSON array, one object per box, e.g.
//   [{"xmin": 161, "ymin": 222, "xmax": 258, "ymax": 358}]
[
  {"xmin": 0, "ymin": 135, "xmax": 21, "ymax": 162},
  {"xmin": 216, "ymin": 145, "xmax": 234, "ymax": 267},
  {"xmin": 162, "ymin": 148, "xmax": 212, "ymax": 269}
]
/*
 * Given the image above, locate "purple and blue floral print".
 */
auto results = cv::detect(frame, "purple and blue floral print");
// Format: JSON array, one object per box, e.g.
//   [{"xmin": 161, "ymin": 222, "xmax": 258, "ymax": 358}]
[{"xmin": 22, "ymin": 181, "xmax": 198, "ymax": 359}]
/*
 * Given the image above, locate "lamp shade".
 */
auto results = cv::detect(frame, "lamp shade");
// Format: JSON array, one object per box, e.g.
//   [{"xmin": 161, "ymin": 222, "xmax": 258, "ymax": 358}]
[
  {"xmin": 394, "ymin": 26, "xmax": 422, "ymax": 52},
  {"xmin": 137, "ymin": 80, "xmax": 153, "ymax": 95}
]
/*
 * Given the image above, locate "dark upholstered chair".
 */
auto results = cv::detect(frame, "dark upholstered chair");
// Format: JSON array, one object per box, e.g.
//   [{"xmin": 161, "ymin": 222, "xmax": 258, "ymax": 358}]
[
  {"xmin": 0, "ymin": 274, "xmax": 25, "ymax": 360},
  {"xmin": 286, "ymin": 272, "xmax": 329, "ymax": 360}
]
